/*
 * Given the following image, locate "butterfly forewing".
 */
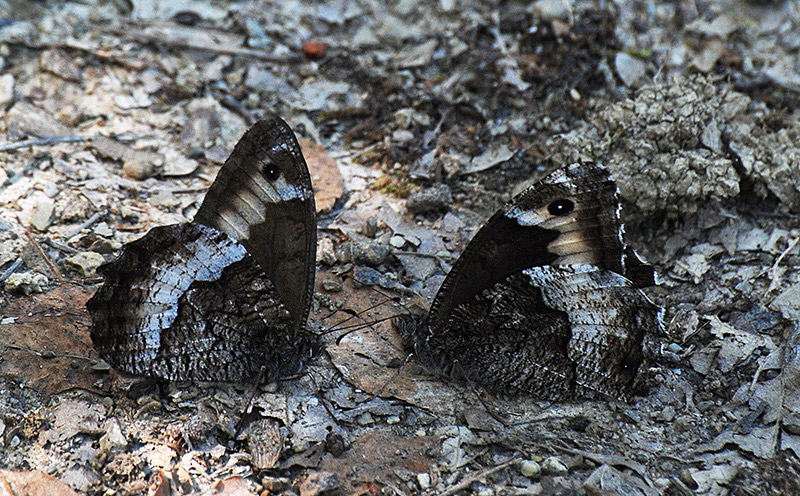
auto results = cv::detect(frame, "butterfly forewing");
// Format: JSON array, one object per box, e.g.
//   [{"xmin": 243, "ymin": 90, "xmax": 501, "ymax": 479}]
[
  {"xmin": 426, "ymin": 163, "xmax": 625, "ymax": 331},
  {"xmin": 194, "ymin": 117, "xmax": 317, "ymax": 337}
]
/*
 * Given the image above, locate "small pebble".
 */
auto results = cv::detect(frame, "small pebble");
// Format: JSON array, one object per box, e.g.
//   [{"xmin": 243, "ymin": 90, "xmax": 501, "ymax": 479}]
[
  {"xmin": 123, "ymin": 159, "xmax": 155, "ymax": 180},
  {"xmin": 417, "ymin": 473, "xmax": 431, "ymax": 490},
  {"xmin": 91, "ymin": 360, "xmax": 111, "ymax": 372},
  {"xmin": 65, "ymin": 251, "xmax": 106, "ymax": 278},
  {"xmin": 299, "ymin": 471, "xmax": 340, "ymax": 496},
  {"xmin": 389, "ymin": 235, "xmax": 406, "ymax": 248},
  {"xmin": 357, "ymin": 413, "xmax": 374, "ymax": 425},
  {"xmin": 541, "ymin": 456, "xmax": 568, "ymax": 475},
  {"xmin": 406, "ymin": 184, "xmax": 452, "ymax": 215},
  {"xmin": 262, "ymin": 477, "xmax": 291, "ymax": 493},
  {"xmin": 364, "ymin": 217, "xmax": 380, "ymax": 238},
  {"xmin": 386, "ymin": 415, "xmax": 401, "ymax": 425},
  {"xmin": 679, "ymin": 468, "xmax": 699, "ymax": 489},
  {"xmin": 520, "ymin": 460, "xmax": 541, "ymax": 478},
  {"xmin": 30, "ymin": 198, "xmax": 55, "ymax": 231},
  {"xmin": 172, "ymin": 10, "xmax": 202, "ymax": 26},
  {"xmin": 99, "ymin": 419, "xmax": 128, "ymax": 454},
  {"xmin": 324, "ymin": 432, "xmax": 346, "ymax": 457},
  {"xmin": 4, "ymin": 272, "xmax": 48, "ymax": 295},
  {"xmin": 667, "ymin": 343, "xmax": 683, "ymax": 354},
  {"xmin": 0, "ymin": 73, "xmax": 14, "ymax": 107},
  {"xmin": 302, "ymin": 41, "xmax": 328, "ymax": 60},
  {"xmin": 322, "ymin": 280, "xmax": 343, "ymax": 292},
  {"xmin": 351, "ymin": 240, "xmax": 388, "ymax": 267},
  {"xmin": 316, "ymin": 237, "xmax": 337, "ymax": 265}
]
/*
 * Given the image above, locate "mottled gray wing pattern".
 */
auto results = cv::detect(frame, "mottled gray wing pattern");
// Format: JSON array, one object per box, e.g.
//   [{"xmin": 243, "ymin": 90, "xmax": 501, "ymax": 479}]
[
  {"xmin": 399, "ymin": 162, "xmax": 663, "ymax": 400},
  {"xmin": 88, "ymin": 223, "xmax": 313, "ymax": 381},
  {"xmin": 194, "ymin": 117, "xmax": 316, "ymax": 337},
  {"xmin": 88, "ymin": 117, "xmax": 317, "ymax": 381}
]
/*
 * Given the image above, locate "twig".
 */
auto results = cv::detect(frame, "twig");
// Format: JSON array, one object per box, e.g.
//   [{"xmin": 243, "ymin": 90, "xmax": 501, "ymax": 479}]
[
  {"xmin": 0, "ymin": 470, "xmax": 17, "ymax": 496},
  {"xmin": 0, "ymin": 258, "xmax": 23, "ymax": 282},
  {"xmin": 6, "ymin": 344, "xmax": 93, "ymax": 362},
  {"xmin": 435, "ymin": 455, "xmax": 520, "ymax": 496},
  {"xmin": 0, "ymin": 133, "xmax": 155, "ymax": 155},
  {"xmin": 107, "ymin": 24, "xmax": 305, "ymax": 62},
  {"xmin": 393, "ymin": 251, "xmax": 442, "ymax": 260},
  {"xmin": 763, "ymin": 236, "xmax": 800, "ymax": 295},
  {"xmin": 65, "ymin": 211, "xmax": 105, "ymax": 240},
  {"xmin": 0, "ymin": 136, "xmax": 89, "ymax": 152},
  {"xmin": 24, "ymin": 230, "xmax": 65, "ymax": 282},
  {"xmin": 40, "ymin": 237, "xmax": 80, "ymax": 255},
  {"xmin": 170, "ymin": 187, "xmax": 210, "ymax": 194}
]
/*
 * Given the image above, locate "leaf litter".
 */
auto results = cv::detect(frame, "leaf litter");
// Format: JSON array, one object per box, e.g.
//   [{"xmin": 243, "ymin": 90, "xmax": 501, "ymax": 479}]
[{"xmin": 1, "ymin": 0, "xmax": 800, "ymax": 495}]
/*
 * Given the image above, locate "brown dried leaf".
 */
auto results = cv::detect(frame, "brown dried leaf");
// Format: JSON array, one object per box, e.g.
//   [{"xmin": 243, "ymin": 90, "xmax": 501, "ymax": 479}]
[
  {"xmin": 319, "ymin": 432, "xmax": 437, "ymax": 494},
  {"xmin": 198, "ymin": 476, "xmax": 256, "ymax": 496},
  {"xmin": 299, "ymin": 139, "xmax": 344, "ymax": 212},
  {"xmin": 6, "ymin": 101, "xmax": 71, "ymax": 138},
  {"xmin": 246, "ymin": 418, "xmax": 284, "ymax": 470},
  {"xmin": 0, "ymin": 469, "xmax": 81, "ymax": 496},
  {"xmin": 0, "ymin": 283, "xmax": 99, "ymax": 395}
]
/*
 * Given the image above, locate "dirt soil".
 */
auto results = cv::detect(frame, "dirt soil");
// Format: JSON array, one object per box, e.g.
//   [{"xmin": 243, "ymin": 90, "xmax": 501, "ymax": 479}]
[{"xmin": 1, "ymin": 0, "xmax": 800, "ymax": 495}]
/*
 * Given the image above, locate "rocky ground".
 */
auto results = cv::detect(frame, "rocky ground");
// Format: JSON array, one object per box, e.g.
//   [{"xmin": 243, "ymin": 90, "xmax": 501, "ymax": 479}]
[{"xmin": 1, "ymin": 0, "xmax": 800, "ymax": 495}]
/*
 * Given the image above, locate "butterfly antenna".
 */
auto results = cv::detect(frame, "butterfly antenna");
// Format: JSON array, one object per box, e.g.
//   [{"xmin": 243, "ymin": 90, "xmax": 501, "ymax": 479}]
[
  {"xmin": 322, "ymin": 296, "xmax": 393, "ymax": 333},
  {"xmin": 370, "ymin": 351, "xmax": 415, "ymax": 398},
  {"xmin": 234, "ymin": 365, "xmax": 268, "ymax": 436},
  {"xmin": 332, "ymin": 315, "xmax": 398, "ymax": 345},
  {"xmin": 358, "ymin": 282, "xmax": 417, "ymax": 318}
]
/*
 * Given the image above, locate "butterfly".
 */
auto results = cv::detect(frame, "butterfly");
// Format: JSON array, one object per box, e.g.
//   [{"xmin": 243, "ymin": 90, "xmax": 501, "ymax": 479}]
[
  {"xmin": 397, "ymin": 162, "xmax": 664, "ymax": 400},
  {"xmin": 87, "ymin": 117, "xmax": 318, "ymax": 382}
]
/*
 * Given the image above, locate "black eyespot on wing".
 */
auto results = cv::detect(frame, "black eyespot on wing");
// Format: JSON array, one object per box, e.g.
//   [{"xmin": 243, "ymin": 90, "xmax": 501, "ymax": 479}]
[
  {"xmin": 262, "ymin": 161, "xmax": 281, "ymax": 181},
  {"xmin": 547, "ymin": 199, "xmax": 575, "ymax": 216}
]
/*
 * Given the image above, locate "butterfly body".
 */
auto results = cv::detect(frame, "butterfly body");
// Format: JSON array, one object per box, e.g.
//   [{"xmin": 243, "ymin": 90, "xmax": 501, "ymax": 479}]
[
  {"xmin": 399, "ymin": 163, "xmax": 663, "ymax": 400},
  {"xmin": 88, "ymin": 117, "xmax": 317, "ymax": 382}
]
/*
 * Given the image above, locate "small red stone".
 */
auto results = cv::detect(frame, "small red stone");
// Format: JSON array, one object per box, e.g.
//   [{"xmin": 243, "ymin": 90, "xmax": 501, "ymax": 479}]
[{"xmin": 302, "ymin": 41, "xmax": 328, "ymax": 60}]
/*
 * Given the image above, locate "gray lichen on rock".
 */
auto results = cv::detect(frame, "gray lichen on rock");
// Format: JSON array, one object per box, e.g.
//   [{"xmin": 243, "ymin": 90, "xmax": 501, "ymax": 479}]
[{"xmin": 545, "ymin": 75, "xmax": 800, "ymax": 220}]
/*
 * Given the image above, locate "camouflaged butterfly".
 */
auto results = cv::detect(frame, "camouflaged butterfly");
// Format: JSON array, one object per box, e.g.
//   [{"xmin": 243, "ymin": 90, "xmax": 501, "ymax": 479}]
[
  {"xmin": 88, "ymin": 117, "xmax": 317, "ymax": 382},
  {"xmin": 397, "ymin": 162, "xmax": 664, "ymax": 400}
]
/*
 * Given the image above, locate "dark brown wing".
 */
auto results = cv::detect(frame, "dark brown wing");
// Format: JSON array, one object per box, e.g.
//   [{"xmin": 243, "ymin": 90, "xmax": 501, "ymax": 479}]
[
  {"xmin": 402, "ymin": 162, "xmax": 662, "ymax": 399},
  {"xmin": 194, "ymin": 117, "xmax": 316, "ymax": 336},
  {"xmin": 88, "ymin": 118, "xmax": 317, "ymax": 381},
  {"xmin": 426, "ymin": 163, "xmax": 628, "ymax": 331}
]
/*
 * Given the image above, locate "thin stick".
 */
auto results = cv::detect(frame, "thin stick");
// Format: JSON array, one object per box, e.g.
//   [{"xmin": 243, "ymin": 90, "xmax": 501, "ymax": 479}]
[
  {"xmin": 0, "ymin": 258, "xmax": 23, "ymax": 282},
  {"xmin": 0, "ymin": 133, "xmax": 155, "ymax": 154},
  {"xmin": 0, "ymin": 470, "xmax": 17, "ymax": 496},
  {"xmin": 65, "ymin": 211, "xmax": 104, "ymax": 240},
  {"xmin": 41, "ymin": 238, "xmax": 80, "ymax": 255},
  {"xmin": 325, "ymin": 297, "xmax": 395, "ymax": 330},
  {"xmin": 436, "ymin": 455, "xmax": 520, "ymax": 496},
  {"xmin": 332, "ymin": 315, "xmax": 398, "ymax": 345},
  {"xmin": 108, "ymin": 25, "xmax": 305, "ymax": 62},
  {"xmin": 0, "ymin": 136, "xmax": 89, "ymax": 152},
  {"xmin": 24, "ymin": 230, "xmax": 64, "ymax": 282}
]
